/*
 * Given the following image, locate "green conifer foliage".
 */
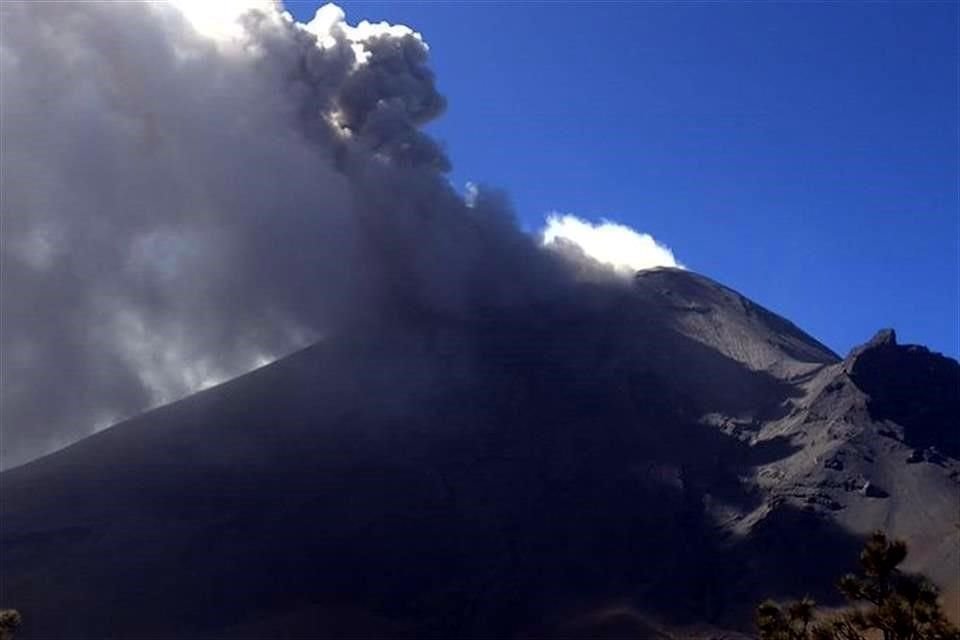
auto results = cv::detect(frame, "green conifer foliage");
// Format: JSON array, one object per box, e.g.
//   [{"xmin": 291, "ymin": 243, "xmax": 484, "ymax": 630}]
[{"xmin": 757, "ymin": 531, "xmax": 960, "ymax": 640}]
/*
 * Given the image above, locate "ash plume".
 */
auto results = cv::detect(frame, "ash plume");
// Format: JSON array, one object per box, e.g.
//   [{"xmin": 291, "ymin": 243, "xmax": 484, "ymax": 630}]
[{"xmin": 0, "ymin": 1, "xmax": 618, "ymax": 468}]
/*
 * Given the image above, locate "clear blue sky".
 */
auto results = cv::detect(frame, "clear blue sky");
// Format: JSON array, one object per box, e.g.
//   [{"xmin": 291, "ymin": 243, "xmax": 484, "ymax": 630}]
[{"xmin": 289, "ymin": 1, "xmax": 959, "ymax": 359}]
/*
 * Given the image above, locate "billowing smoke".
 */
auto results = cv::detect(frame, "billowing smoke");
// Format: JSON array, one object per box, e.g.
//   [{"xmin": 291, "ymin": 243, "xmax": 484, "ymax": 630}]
[{"xmin": 0, "ymin": 2, "xmax": 674, "ymax": 469}]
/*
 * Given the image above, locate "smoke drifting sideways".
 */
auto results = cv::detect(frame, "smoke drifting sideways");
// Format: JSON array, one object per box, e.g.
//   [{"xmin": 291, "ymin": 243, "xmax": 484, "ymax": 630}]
[{"xmin": 0, "ymin": 2, "xmax": 679, "ymax": 469}]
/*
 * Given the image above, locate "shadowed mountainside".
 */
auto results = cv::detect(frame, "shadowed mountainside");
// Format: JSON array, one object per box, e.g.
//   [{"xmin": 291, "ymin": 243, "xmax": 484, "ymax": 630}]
[{"xmin": 1, "ymin": 269, "xmax": 957, "ymax": 639}]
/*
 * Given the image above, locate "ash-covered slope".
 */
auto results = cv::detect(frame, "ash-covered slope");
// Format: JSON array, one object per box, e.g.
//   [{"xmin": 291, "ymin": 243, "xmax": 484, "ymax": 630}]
[
  {"xmin": 2, "ymin": 270, "xmax": 957, "ymax": 639},
  {"xmin": 632, "ymin": 268, "xmax": 838, "ymax": 378}
]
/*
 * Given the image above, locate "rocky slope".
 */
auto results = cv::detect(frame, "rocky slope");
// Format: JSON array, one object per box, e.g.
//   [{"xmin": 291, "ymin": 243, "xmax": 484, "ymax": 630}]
[{"xmin": 1, "ymin": 269, "xmax": 957, "ymax": 639}]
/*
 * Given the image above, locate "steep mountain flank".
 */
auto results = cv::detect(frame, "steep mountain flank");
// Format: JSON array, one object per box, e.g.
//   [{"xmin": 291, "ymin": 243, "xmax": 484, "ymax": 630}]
[{"xmin": 1, "ymin": 270, "xmax": 956, "ymax": 639}]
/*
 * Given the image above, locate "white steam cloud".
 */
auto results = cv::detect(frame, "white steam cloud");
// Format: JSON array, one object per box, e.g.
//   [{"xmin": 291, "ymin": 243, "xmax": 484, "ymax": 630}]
[{"xmin": 541, "ymin": 213, "xmax": 683, "ymax": 274}]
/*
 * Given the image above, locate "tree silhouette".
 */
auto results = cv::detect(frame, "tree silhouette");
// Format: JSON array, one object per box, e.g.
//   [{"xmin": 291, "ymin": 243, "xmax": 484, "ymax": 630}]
[
  {"xmin": 0, "ymin": 610, "xmax": 21, "ymax": 640},
  {"xmin": 756, "ymin": 596, "xmax": 817, "ymax": 640},
  {"xmin": 756, "ymin": 531, "xmax": 960, "ymax": 640}
]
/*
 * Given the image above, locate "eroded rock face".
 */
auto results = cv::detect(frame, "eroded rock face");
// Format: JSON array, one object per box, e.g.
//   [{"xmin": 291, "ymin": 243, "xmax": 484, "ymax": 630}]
[{"xmin": 845, "ymin": 329, "xmax": 960, "ymax": 458}]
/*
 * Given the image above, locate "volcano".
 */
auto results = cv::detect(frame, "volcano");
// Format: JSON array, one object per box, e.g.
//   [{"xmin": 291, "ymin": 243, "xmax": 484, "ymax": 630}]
[{"xmin": 2, "ymin": 268, "xmax": 957, "ymax": 639}]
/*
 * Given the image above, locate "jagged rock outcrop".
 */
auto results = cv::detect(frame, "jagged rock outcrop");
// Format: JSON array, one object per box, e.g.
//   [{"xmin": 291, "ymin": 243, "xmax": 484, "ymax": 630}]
[{"xmin": 843, "ymin": 329, "xmax": 960, "ymax": 458}]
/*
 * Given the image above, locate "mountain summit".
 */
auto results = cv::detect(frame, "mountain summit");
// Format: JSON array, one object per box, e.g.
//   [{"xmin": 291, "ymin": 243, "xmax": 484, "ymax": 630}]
[{"xmin": 2, "ymin": 269, "xmax": 957, "ymax": 639}]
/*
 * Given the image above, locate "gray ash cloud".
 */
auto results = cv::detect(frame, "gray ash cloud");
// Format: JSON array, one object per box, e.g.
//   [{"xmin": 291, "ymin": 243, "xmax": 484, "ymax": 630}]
[{"xmin": 0, "ymin": 2, "xmax": 604, "ymax": 468}]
